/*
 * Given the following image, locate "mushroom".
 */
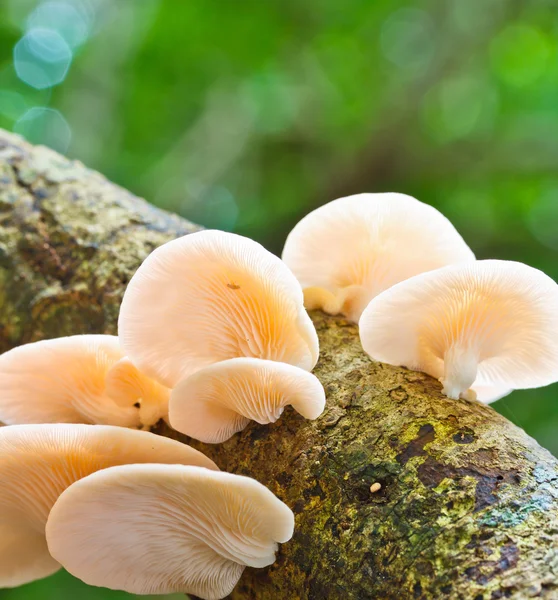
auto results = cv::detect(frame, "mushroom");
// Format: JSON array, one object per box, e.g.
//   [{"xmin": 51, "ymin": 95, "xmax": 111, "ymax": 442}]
[
  {"xmin": 46, "ymin": 464, "xmax": 294, "ymax": 600},
  {"xmin": 282, "ymin": 193, "xmax": 475, "ymax": 322},
  {"xmin": 105, "ymin": 357, "xmax": 170, "ymax": 428},
  {"xmin": 469, "ymin": 384, "xmax": 512, "ymax": 404},
  {"xmin": 169, "ymin": 357, "xmax": 326, "ymax": 443},
  {"xmin": 0, "ymin": 335, "xmax": 138, "ymax": 427},
  {"xmin": 359, "ymin": 260, "xmax": 558, "ymax": 402},
  {"xmin": 0, "ymin": 335, "xmax": 169, "ymax": 428},
  {"xmin": 0, "ymin": 423, "xmax": 217, "ymax": 588},
  {"xmin": 118, "ymin": 230, "xmax": 319, "ymax": 388}
]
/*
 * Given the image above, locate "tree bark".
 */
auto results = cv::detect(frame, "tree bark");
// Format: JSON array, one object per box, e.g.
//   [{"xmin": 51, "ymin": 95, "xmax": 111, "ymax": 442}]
[{"xmin": 0, "ymin": 129, "xmax": 557, "ymax": 600}]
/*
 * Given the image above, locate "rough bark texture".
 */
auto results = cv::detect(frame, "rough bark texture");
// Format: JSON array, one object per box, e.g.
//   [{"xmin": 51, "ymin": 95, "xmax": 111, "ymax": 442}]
[{"xmin": 0, "ymin": 129, "xmax": 557, "ymax": 600}]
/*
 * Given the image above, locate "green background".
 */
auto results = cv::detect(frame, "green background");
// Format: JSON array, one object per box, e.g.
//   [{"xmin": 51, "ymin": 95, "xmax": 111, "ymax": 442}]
[{"xmin": 1, "ymin": 0, "xmax": 557, "ymax": 598}]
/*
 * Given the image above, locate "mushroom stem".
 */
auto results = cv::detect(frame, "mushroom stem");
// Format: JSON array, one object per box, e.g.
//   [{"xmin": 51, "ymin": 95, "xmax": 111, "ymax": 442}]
[
  {"xmin": 303, "ymin": 287, "xmax": 342, "ymax": 315},
  {"xmin": 440, "ymin": 345, "xmax": 479, "ymax": 400},
  {"xmin": 304, "ymin": 285, "xmax": 369, "ymax": 322}
]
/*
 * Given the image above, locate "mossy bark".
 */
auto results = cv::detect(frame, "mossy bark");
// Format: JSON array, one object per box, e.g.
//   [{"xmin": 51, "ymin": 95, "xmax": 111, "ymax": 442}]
[{"xmin": 1, "ymin": 129, "xmax": 557, "ymax": 600}]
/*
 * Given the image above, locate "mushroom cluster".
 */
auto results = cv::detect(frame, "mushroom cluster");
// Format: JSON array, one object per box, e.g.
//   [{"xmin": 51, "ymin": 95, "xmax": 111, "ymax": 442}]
[
  {"xmin": 119, "ymin": 230, "xmax": 325, "ymax": 442},
  {"xmin": 0, "ymin": 424, "xmax": 293, "ymax": 599},
  {"xmin": 282, "ymin": 192, "xmax": 475, "ymax": 322},
  {"xmin": 3, "ymin": 191, "xmax": 554, "ymax": 598},
  {"xmin": 282, "ymin": 192, "xmax": 558, "ymax": 403},
  {"xmin": 0, "ymin": 229, "xmax": 326, "ymax": 599}
]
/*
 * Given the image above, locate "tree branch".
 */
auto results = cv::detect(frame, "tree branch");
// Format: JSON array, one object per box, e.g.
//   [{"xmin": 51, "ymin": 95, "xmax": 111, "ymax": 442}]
[{"xmin": 0, "ymin": 129, "xmax": 556, "ymax": 599}]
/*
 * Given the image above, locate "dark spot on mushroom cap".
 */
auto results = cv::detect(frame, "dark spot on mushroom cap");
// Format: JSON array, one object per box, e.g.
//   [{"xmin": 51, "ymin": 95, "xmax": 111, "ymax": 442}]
[
  {"xmin": 227, "ymin": 282, "xmax": 240, "ymax": 290},
  {"xmin": 133, "ymin": 402, "xmax": 140, "ymax": 408}
]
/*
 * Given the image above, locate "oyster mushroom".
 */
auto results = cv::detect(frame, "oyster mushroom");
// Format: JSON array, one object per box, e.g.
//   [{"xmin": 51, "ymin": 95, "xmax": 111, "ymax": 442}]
[
  {"xmin": 119, "ymin": 230, "xmax": 319, "ymax": 387},
  {"xmin": 282, "ymin": 193, "xmax": 475, "ymax": 322},
  {"xmin": 0, "ymin": 335, "xmax": 169, "ymax": 428},
  {"xmin": 46, "ymin": 464, "xmax": 294, "ymax": 600},
  {"xmin": 0, "ymin": 423, "xmax": 216, "ymax": 587},
  {"xmin": 105, "ymin": 357, "xmax": 170, "ymax": 428},
  {"xmin": 359, "ymin": 260, "xmax": 558, "ymax": 402},
  {"xmin": 169, "ymin": 357, "xmax": 326, "ymax": 443}
]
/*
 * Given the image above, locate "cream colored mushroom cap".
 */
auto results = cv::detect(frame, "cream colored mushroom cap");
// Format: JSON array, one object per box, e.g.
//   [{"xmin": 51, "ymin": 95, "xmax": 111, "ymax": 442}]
[
  {"xmin": 359, "ymin": 260, "xmax": 558, "ymax": 398},
  {"xmin": 282, "ymin": 193, "xmax": 475, "ymax": 322},
  {"xmin": 0, "ymin": 424, "xmax": 217, "ymax": 588},
  {"xmin": 46, "ymin": 464, "xmax": 294, "ymax": 600},
  {"xmin": 471, "ymin": 384, "xmax": 512, "ymax": 404},
  {"xmin": 0, "ymin": 335, "xmax": 140, "ymax": 427},
  {"xmin": 105, "ymin": 357, "xmax": 170, "ymax": 428},
  {"xmin": 118, "ymin": 230, "xmax": 319, "ymax": 388},
  {"xmin": 169, "ymin": 357, "xmax": 326, "ymax": 443}
]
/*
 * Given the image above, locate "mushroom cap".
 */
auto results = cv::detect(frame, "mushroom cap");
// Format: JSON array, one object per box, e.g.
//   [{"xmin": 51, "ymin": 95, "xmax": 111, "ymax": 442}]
[
  {"xmin": 46, "ymin": 464, "xmax": 294, "ymax": 600},
  {"xmin": 169, "ymin": 357, "xmax": 326, "ymax": 443},
  {"xmin": 282, "ymin": 193, "xmax": 475, "ymax": 321},
  {"xmin": 0, "ymin": 335, "xmax": 139, "ymax": 427},
  {"xmin": 359, "ymin": 260, "xmax": 558, "ymax": 395},
  {"xmin": 105, "ymin": 357, "xmax": 170, "ymax": 428},
  {"xmin": 118, "ymin": 230, "xmax": 319, "ymax": 388},
  {"xmin": 471, "ymin": 384, "xmax": 512, "ymax": 404},
  {"xmin": 0, "ymin": 424, "xmax": 217, "ymax": 588}
]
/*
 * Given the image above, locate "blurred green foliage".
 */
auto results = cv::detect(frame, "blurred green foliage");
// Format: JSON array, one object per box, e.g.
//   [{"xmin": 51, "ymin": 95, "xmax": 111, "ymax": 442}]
[
  {"xmin": 0, "ymin": 0, "xmax": 557, "ymax": 596},
  {"xmin": 0, "ymin": 572, "xmax": 183, "ymax": 600}
]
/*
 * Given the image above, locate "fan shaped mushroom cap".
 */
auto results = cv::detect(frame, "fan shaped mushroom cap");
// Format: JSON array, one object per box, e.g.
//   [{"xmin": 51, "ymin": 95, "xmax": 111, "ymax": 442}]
[
  {"xmin": 282, "ymin": 193, "xmax": 475, "ymax": 322},
  {"xmin": 359, "ymin": 260, "xmax": 558, "ymax": 400},
  {"xmin": 105, "ymin": 357, "xmax": 170, "ymax": 428},
  {"xmin": 470, "ymin": 384, "xmax": 512, "ymax": 404},
  {"xmin": 46, "ymin": 464, "xmax": 294, "ymax": 600},
  {"xmin": 0, "ymin": 424, "xmax": 217, "ymax": 588},
  {"xmin": 169, "ymin": 357, "xmax": 326, "ymax": 443},
  {"xmin": 0, "ymin": 335, "xmax": 140, "ymax": 427},
  {"xmin": 118, "ymin": 230, "xmax": 319, "ymax": 388}
]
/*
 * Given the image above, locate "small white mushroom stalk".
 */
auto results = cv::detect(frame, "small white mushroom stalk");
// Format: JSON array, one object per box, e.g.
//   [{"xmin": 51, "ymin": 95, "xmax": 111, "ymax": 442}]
[
  {"xmin": 46, "ymin": 464, "xmax": 295, "ymax": 600},
  {"xmin": 282, "ymin": 193, "xmax": 475, "ymax": 322},
  {"xmin": 118, "ymin": 230, "xmax": 319, "ymax": 388},
  {"xmin": 169, "ymin": 357, "xmax": 326, "ymax": 443},
  {"xmin": 0, "ymin": 424, "xmax": 217, "ymax": 588},
  {"xmin": 359, "ymin": 260, "xmax": 558, "ymax": 402}
]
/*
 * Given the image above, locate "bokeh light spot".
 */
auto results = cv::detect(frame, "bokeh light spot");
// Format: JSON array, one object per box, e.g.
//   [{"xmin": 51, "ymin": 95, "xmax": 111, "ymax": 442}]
[
  {"xmin": 26, "ymin": 1, "xmax": 91, "ymax": 49},
  {"xmin": 450, "ymin": 0, "xmax": 505, "ymax": 35},
  {"xmin": 422, "ymin": 75, "xmax": 498, "ymax": 142},
  {"xmin": 243, "ymin": 70, "xmax": 298, "ymax": 134},
  {"xmin": 14, "ymin": 28, "xmax": 72, "ymax": 89},
  {"xmin": 14, "ymin": 107, "xmax": 71, "ymax": 153},
  {"xmin": 380, "ymin": 9, "xmax": 435, "ymax": 75},
  {"xmin": 490, "ymin": 25, "xmax": 551, "ymax": 87}
]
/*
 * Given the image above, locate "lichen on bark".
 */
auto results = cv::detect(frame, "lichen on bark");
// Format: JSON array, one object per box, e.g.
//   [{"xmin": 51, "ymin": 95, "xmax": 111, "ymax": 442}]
[
  {"xmin": 1, "ymin": 129, "xmax": 557, "ymax": 599},
  {"xmin": 0, "ymin": 129, "xmax": 199, "ymax": 350}
]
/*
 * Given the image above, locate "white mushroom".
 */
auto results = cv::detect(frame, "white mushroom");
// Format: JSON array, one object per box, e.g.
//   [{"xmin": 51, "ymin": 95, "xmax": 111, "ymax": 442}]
[
  {"xmin": 118, "ymin": 230, "xmax": 319, "ymax": 387},
  {"xmin": 0, "ymin": 423, "xmax": 217, "ymax": 587},
  {"xmin": 359, "ymin": 260, "xmax": 558, "ymax": 402},
  {"xmin": 105, "ymin": 357, "xmax": 170, "ymax": 428},
  {"xmin": 282, "ymin": 193, "xmax": 475, "ymax": 322},
  {"xmin": 169, "ymin": 357, "xmax": 326, "ymax": 443},
  {"xmin": 46, "ymin": 464, "xmax": 294, "ymax": 600},
  {"xmin": 0, "ymin": 335, "xmax": 138, "ymax": 427}
]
